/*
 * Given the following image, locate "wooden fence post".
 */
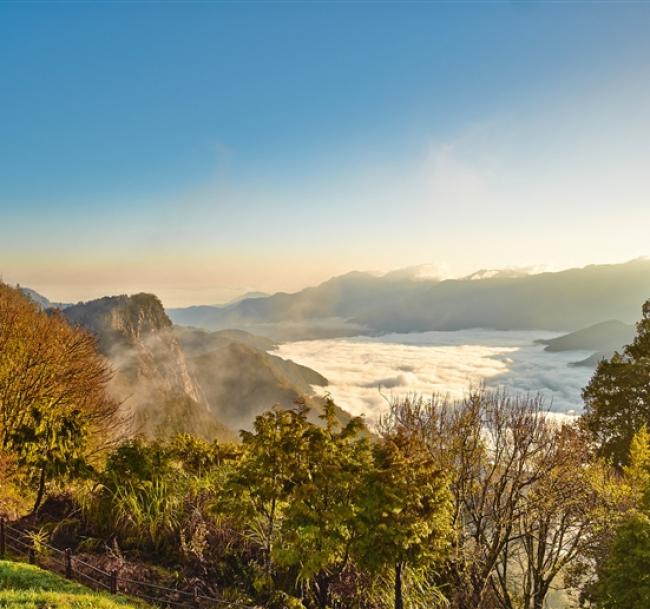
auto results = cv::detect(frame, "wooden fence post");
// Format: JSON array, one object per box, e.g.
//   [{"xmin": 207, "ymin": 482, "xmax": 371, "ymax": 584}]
[
  {"xmin": 65, "ymin": 548, "xmax": 72, "ymax": 579},
  {"xmin": 0, "ymin": 518, "xmax": 5, "ymax": 558},
  {"xmin": 110, "ymin": 569, "xmax": 118, "ymax": 594}
]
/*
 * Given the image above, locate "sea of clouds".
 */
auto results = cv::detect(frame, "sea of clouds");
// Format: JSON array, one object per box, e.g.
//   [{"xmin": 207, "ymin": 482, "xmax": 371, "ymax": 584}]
[{"xmin": 274, "ymin": 329, "xmax": 595, "ymax": 423}]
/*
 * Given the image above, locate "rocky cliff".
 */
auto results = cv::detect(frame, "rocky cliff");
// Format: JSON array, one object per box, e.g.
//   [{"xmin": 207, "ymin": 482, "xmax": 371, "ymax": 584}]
[
  {"xmin": 177, "ymin": 326, "xmax": 331, "ymax": 431},
  {"xmin": 62, "ymin": 294, "xmax": 231, "ymax": 440}
]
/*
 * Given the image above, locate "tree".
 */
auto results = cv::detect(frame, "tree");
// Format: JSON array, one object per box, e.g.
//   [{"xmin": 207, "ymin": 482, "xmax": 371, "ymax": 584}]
[
  {"xmin": 0, "ymin": 449, "xmax": 25, "ymax": 518},
  {"xmin": 591, "ymin": 512, "xmax": 650, "ymax": 609},
  {"xmin": 623, "ymin": 425, "xmax": 650, "ymax": 508},
  {"xmin": 587, "ymin": 427, "xmax": 650, "ymax": 609},
  {"xmin": 582, "ymin": 300, "xmax": 650, "ymax": 465},
  {"xmin": 0, "ymin": 283, "xmax": 120, "ymax": 512},
  {"xmin": 220, "ymin": 406, "xmax": 311, "ymax": 586},
  {"xmin": 380, "ymin": 389, "xmax": 614, "ymax": 609},
  {"xmin": 495, "ymin": 426, "xmax": 615, "ymax": 609},
  {"xmin": 274, "ymin": 400, "xmax": 372, "ymax": 609},
  {"xmin": 356, "ymin": 427, "xmax": 452, "ymax": 609}
]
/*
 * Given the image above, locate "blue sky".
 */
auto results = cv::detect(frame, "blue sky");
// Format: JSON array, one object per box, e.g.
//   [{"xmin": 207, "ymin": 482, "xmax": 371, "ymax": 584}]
[{"xmin": 1, "ymin": 1, "xmax": 649, "ymax": 306}]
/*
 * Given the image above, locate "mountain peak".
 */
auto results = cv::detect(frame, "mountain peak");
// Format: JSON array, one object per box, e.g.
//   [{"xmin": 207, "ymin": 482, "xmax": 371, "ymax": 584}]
[
  {"xmin": 62, "ymin": 293, "xmax": 214, "ymax": 437},
  {"xmin": 63, "ymin": 293, "xmax": 171, "ymax": 348}
]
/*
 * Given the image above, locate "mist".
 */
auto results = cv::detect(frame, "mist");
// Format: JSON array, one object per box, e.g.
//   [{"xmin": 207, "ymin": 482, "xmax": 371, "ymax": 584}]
[{"xmin": 274, "ymin": 329, "xmax": 594, "ymax": 422}]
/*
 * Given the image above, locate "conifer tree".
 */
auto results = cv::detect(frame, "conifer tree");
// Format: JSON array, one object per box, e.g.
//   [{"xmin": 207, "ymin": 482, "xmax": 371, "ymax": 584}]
[
  {"xmin": 582, "ymin": 300, "xmax": 650, "ymax": 464},
  {"xmin": 356, "ymin": 430, "xmax": 452, "ymax": 609}
]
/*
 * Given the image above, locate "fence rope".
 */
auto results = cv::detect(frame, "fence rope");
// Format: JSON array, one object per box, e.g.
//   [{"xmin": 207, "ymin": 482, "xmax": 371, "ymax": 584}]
[
  {"xmin": 74, "ymin": 568, "xmax": 113, "ymax": 591},
  {"xmin": 119, "ymin": 575, "xmax": 195, "ymax": 597},
  {"xmin": 72, "ymin": 555, "xmax": 114, "ymax": 576},
  {"xmin": 0, "ymin": 518, "xmax": 259, "ymax": 609}
]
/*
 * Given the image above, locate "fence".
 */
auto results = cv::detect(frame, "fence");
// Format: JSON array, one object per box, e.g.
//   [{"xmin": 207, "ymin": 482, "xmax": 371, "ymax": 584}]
[{"xmin": 0, "ymin": 517, "xmax": 256, "ymax": 609}]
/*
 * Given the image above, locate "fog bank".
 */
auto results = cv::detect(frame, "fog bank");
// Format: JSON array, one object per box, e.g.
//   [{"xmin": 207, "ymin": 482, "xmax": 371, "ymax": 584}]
[{"xmin": 275, "ymin": 330, "xmax": 594, "ymax": 422}]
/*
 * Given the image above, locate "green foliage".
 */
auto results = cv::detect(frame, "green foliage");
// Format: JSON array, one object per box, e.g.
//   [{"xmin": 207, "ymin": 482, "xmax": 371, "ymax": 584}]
[
  {"xmin": 24, "ymin": 528, "xmax": 51, "ymax": 559},
  {"xmin": 356, "ymin": 430, "xmax": 452, "ymax": 609},
  {"xmin": 11, "ymin": 401, "xmax": 89, "ymax": 487},
  {"xmin": 591, "ymin": 512, "xmax": 650, "ymax": 609},
  {"xmin": 104, "ymin": 438, "xmax": 172, "ymax": 482},
  {"xmin": 213, "ymin": 402, "xmax": 453, "ymax": 609},
  {"xmin": 582, "ymin": 300, "xmax": 650, "ymax": 464},
  {"xmin": 110, "ymin": 478, "xmax": 184, "ymax": 552},
  {"xmin": 80, "ymin": 437, "xmax": 192, "ymax": 556},
  {"xmin": 5, "ymin": 385, "xmax": 627, "ymax": 609},
  {"xmin": 167, "ymin": 433, "xmax": 222, "ymax": 475},
  {"xmin": 585, "ymin": 426, "xmax": 650, "ymax": 609},
  {"xmin": 624, "ymin": 425, "xmax": 650, "ymax": 508},
  {"xmin": 274, "ymin": 400, "xmax": 372, "ymax": 608},
  {"xmin": 219, "ymin": 406, "xmax": 311, "ymax": 573}
]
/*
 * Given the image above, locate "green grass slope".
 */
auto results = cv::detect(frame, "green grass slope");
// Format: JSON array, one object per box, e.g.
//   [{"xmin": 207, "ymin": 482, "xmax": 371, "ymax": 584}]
[{"xmin": 0, "ymin": 560, "xmax": 151, "ymax": 609}]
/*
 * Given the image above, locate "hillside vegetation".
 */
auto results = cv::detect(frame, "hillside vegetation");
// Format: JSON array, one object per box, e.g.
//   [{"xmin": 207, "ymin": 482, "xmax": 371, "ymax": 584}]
[
  {"xmin": 4, "ymin": 281, "xmax": 650, "ymax": 609},
  {"xmin": 0, "ymin": 560, "xmax": 150, "ymax": 609}
]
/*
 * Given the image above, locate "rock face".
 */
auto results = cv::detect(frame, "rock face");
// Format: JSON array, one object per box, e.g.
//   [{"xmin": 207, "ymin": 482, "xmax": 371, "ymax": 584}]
[
  {"xmin": 177, "ymin": 327, "xmax": 329, "ymax": 432},
  {"xmin": 62, "ymin": 294, "xmax": 230, "ymax": 440},
  {"xmin": 20, "ymin": 287, "xmax": 70, "ymax": 310}
]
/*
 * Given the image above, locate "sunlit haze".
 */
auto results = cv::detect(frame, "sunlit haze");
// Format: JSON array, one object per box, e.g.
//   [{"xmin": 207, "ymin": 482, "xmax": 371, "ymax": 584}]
[{"xmin": 1, "ymin": 2, "xmax": 649, "ymax": 306}]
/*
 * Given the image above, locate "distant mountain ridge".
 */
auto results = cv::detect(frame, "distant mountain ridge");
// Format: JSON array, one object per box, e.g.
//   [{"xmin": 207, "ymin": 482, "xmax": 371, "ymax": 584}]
[
  {"xmin": 536, "ymin": 320, "xmax": 635, "ymax": 353},
  {"xmin": 535, "ymin": 319, "xmax": 637, "ymax": 369},
  {"xmin": 168, "ymin": 259, "xmax": 650, "ymax": 339},
  {"xmin": 20, "ymin": 287, "xmax": 71, "ymax": 310}
]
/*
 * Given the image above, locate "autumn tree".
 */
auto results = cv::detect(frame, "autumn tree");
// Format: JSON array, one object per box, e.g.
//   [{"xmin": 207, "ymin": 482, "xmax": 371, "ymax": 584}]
[
  {"xmin": 582, "ymin": 299, "xmax": 650, "ymax": 464},
  {"xmin": 380, "ymin": 389, "xmax": 616, "ymax": 609},
  {"xmin": 0, "ymin": 449, "xmax": 25, "ymax": 518},
  {"xmin": 494, "ymin": 425, "xmax": 616, "ymax": 609},
  {"xmin": 619, "ymin": 424, "xmax": 650, "ymax": 513},
  {"xmin": 0, "ymin": 283, "xmax": 120, "ymax": 512}
]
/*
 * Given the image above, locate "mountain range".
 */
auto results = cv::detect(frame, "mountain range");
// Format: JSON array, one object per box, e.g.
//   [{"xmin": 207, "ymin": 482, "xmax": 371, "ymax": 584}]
[
  {"xmin": 167, "ymin": 259, "xmax": 650, "ymax": 340},
  {"xmin": 18, "ymin": 258, "xmax": 650, "ymax": 439}
]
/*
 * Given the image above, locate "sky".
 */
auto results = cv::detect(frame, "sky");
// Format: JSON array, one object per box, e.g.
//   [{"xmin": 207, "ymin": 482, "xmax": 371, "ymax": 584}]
[{"xmin": 1, "ymin": 1, "xmax": 649, "ymax": 307}]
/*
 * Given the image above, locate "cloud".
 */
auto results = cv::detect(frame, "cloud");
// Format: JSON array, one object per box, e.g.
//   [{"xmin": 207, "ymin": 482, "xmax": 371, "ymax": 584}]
[
  {"xmin": 274, "ymin": 329, "xmax": 594, "ymax": 422},
  {"xmin": 382, "ymin": 264, "xmax": 452, "ymax": 281}
]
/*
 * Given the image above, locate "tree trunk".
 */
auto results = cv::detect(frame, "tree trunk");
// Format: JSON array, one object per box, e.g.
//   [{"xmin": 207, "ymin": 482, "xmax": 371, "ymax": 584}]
[
  {"xmin": 315, "ymin": 573, "xmax": 331, "ymax": 609},
  {"xmin": 32, "ymin": 467, "xmax": 46, "ymax": 514},
  {"xmin": 532, "ymin": 584, "xmax": 548, "ymax": 609},
  {"xmin": 394, "ymin": 562, "xmax": 404, "ymax": 609}
]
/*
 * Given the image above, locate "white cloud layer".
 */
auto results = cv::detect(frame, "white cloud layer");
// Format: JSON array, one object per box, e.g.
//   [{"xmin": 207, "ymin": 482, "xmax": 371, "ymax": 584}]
[{"xmin": 274, "ymin": 330, "xmax": 594, "ymax": 423}]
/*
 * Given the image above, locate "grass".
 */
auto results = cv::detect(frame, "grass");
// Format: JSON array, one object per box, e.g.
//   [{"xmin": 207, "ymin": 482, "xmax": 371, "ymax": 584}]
[{"xmin": 0, "ymin": 559, "xmax": 152, "ymax": 608}]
